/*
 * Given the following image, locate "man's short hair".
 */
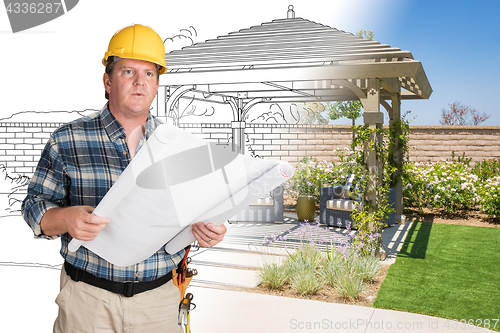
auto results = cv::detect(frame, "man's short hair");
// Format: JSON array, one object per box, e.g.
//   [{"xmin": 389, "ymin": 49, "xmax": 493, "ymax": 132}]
[{"xmin": 104, "ymin": 56, "xmax": 161, "ymax": 100}]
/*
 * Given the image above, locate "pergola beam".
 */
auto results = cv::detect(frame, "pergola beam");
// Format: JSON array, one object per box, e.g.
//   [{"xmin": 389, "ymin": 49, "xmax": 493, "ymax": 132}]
[{"xmin": 161, "ymin": 62, "xmax": 424, "ymax": 94}]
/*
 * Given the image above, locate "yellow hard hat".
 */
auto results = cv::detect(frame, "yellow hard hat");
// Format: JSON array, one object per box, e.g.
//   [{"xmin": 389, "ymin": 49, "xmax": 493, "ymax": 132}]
[{"xmin": 102, "ymin": 24, "xmax": 167, "ymax": 74}]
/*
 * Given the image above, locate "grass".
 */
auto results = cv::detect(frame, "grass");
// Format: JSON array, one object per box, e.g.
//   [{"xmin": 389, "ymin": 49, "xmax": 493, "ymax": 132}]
[{"xmin": 374, "ymin": 221, "xmax": 500, "ymax": 331}]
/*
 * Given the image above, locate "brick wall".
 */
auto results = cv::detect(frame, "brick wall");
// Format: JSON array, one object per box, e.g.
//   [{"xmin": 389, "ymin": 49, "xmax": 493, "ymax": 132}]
[
  {"xmin": 178, "ymin": 124, "xmax": 500, "ymax": 164},
  {"xmin": 408, "ymin": 126, "xmax": 500, "ymax": 162},
  {"xmin": 1, "ymin": 122, "xmax": 499, "ymax": 178},
  {"xmin": 0, "ymin": 122, "xmax": 64, "ymax": 176},
  {"xmin": 178, "ymin": 123, "xmax": 355, "ymax": 164}
]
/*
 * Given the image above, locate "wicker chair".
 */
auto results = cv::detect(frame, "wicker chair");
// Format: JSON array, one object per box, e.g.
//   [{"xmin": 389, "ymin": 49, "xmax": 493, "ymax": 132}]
[
  {"xmin": 320, "ymin": 174, "xmax": 359, "ymax": 228},
  {"xmin": 320, "ymin": 175, "xmax": 396, "ymax": 229}
]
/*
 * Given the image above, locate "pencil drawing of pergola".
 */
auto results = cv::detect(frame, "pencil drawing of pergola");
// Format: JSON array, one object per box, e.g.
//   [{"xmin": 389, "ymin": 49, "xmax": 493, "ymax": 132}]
[{"xmin": 158, "ymin": 5, "xmax": 432, "ymax": 226}]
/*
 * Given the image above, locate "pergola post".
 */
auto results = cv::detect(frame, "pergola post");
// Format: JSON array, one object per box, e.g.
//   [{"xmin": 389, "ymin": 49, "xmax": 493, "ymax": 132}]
[
  {"xmin": 389, "ymin": 93, "xmax": 404, "ymax": 224},
  {"xmin": 231, "ymin": 120, "xmax": 246, "ymax": 154},
  {"xmin": 361, "ymin": 78, "xmax": 385, "ymax": 257},
  {"xmin": 226, "ymin": 96, "xmax": 247, "ymax": 154},
  {"xmin": 155, "ymin": 86, "xmax": 167, "ymax": 121},
  {"xmin": 381, "ymin": 78, "xmax": 404, "ymax": 224}
]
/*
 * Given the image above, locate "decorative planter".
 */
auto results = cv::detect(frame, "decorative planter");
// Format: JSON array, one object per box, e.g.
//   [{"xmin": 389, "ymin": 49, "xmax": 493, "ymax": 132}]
[{"xmin": 296, "ymin": 195, "xmax": 316, "ymax": 222}]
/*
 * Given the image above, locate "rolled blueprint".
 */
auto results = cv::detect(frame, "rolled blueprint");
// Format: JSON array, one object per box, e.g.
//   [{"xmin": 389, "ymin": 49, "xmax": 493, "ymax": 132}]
[{"xmin": 68, "ymin": 123, "xmax": 293, "ymax": 267}]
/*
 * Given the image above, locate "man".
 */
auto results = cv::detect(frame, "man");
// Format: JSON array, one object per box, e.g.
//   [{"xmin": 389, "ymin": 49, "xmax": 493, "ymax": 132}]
[{"xmin": 22, "ymin": 24, "xmax": 226, "ymax": 332}]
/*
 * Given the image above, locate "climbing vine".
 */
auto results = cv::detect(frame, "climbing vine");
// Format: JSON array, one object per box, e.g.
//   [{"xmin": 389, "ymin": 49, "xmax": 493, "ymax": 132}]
[{"xmin": 349, "ymin": 117, "xmax": 411, "ymax": 257}]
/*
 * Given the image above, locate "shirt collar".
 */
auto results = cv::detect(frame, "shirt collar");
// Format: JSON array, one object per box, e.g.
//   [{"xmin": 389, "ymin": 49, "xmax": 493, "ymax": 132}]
[
  {"xmin": 99, "ymin": 104, "xmax": 159, "ymax": 142},
  {"xmin": 99, "ymin": 104, "xmax": 125, "ymax": 142},
  {"xmin": 143, "ymin": 112, "xmax": 158, "ymax": 140}
]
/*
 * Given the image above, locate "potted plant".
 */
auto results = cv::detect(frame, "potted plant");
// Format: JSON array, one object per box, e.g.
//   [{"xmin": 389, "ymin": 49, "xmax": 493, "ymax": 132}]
[{"xmin": 287, "ymin": 157, "xmax": 322, "ymax": 222}]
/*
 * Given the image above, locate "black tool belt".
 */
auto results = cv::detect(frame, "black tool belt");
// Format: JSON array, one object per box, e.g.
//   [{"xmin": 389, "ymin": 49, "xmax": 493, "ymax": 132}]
[{"xmin": 64, "ymin": 261, "xmax": 172, "ymax": 298}]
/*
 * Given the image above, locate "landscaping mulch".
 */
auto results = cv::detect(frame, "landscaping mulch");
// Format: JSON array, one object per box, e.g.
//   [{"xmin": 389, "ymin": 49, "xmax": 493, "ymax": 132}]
[
  {"xmin": 216, "ymin": 263, "xmax": 389, "ymax": 307},
  {"xmin": 405, "ymin": 207, "xmax": 500, "ymax": 228}
]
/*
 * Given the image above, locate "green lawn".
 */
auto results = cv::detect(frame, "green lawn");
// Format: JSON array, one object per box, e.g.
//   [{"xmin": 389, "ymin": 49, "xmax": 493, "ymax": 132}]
[{"xmin": 374, "ymin": 221, "xmax": 500, "ymax": 331}]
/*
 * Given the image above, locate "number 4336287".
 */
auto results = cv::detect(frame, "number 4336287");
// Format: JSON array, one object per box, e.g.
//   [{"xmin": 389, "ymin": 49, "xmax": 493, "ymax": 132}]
[
  {"xmin": 445, "ymin": 319, "xmax": 498, "ymax": 330},
  {"xmin": 6, "ymin": 3, "xmax": 62, "ymax": 14}
]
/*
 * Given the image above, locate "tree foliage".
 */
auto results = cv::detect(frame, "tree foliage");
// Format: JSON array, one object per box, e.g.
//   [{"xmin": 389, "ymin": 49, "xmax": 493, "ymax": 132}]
[
  {"xmin": 297, "ymin": 102, "xmax": 329, "ymax": 124},
  {"xmin": 356, "ymin": 29, "xmax": 374, "ymax": 41},
  {"xmin": 326, "ymin": 100, "xmax": 363, "ymax": 125},
  {"xmin": 439, "ymin": 102, "xmax": 490, "ymax": 126},
  {"xmin": 247, "ymin": 102, "xmax": 328, "ymax": 124}
]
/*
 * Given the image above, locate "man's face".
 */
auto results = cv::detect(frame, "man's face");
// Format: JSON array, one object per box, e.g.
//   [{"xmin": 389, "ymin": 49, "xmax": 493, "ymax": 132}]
[{"xmin": 104, "ymin": 58, "xmax": 159, "ymax": 119}]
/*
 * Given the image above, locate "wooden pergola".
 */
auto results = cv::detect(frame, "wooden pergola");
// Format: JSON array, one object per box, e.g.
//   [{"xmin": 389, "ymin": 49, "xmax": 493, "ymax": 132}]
[{"xmin": 157, "ymin": 5, "xmax": 432, "ymax": 227}]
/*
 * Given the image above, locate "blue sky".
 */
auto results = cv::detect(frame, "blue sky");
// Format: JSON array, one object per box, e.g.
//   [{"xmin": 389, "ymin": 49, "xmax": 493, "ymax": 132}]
[
  {"xmin": 358, "ymin": 0, "xmax": 500, "ymax": 126},
  {"xmin": 0, "ymin": 0, "xmax": 498, "ymax": 126}
]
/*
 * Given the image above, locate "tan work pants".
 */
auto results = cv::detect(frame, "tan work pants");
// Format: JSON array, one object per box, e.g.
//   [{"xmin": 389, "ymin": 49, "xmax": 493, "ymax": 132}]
[{"xmin": 53, "ymin": 266, "xmax": 182, "ymax": 333}]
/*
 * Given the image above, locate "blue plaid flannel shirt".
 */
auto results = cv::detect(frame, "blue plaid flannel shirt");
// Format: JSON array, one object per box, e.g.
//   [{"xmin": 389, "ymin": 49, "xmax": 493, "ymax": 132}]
[{"xmin": 22, "ymin": 105, "xmax": 184, "ymax": 282}]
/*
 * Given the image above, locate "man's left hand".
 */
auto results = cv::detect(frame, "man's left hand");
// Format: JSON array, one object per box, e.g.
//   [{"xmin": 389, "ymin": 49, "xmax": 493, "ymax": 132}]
[{"xmin": 191, "ymin": 222, "xmax": 227, "ymax": 248}]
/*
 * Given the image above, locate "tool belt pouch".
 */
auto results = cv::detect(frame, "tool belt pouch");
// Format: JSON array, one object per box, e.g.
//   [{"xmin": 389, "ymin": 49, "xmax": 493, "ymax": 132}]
[
  {"xmin": 173, "ymin": 268, "xmax": 193, "ymax": 302},
  {"xmin": 173, "ymin": 245, "xmax": 194, "ymax": 302}
]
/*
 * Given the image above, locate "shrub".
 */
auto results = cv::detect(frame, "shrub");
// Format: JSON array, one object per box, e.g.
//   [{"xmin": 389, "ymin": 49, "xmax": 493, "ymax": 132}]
[
  {"xmin": 335, "ymin": 273, "xmax": 367, "ymax": 300},
  {"xmin": 259, "ymin": 222, "xmax": 382, "ymax": 299},
  {"xmin": 428, "ymin": 161, "xmax": 480, "ymax": 214},
  {"xmin": 322, "ymin": 253, "xmax": 344, "ymax": 287},
  {"xmin": 403, "ymin": 160, "xmax": 481, "ymax": 215},
  {"xmin": 472, "ymin": 158, "xmax": 500, "ymax": 181},
  {"xmin": 284, "ymin": 153, "xmax": 365, "ymax": 201},
  {"xmin": 403, "ymin": 162, "xmax": 434, "ymax": 211},
  {"xmin": 328, "ymin": 238, "xmax": 382, "ymax": 298},
  {"xmin": 354, "ymin": 255, "xmax": 381, "ymax": 283},
  {"xmin": 284, "ymin": 156, "xmax": 340, "ymax": 200},
  {"xmin": 323, "ymin": 249, "xmax": 377, "ymax": 299},
  {"xmin": 479, "ymin": 176, "xmax": 500, "ymax": 218},
  {"xmin": 403, "ymin": 155, "xmax": 500, "ymax": 217},
  {"xmin": 290, "ymin": 269, "xmax": 324, "ymax": 295},
  {"xmin": 283, "ymin": 243, "xmax": 323, "ymax": 276},
  {"xmin": 257, "ymin": 263, "xmax": 287, "ymax": 289}
]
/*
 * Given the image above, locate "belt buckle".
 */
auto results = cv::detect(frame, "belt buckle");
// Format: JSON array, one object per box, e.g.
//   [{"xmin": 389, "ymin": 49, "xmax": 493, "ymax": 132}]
[{"xmin": 123, "ymin": 281, "xmax": 135, "ymax": 297}]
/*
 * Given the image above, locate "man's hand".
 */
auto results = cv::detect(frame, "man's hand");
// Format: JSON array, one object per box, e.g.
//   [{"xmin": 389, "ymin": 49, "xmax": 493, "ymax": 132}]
[
  {"xmin": 40, "ymin": 206, "xmax": 110, "ymax": 241},
  {"xmin": 191, "ymin": 222, "xmax": 227, "ymax": 248},
  {"xmin": 63, "ymin": 206, "xmax": 110, "ymax": 241}
]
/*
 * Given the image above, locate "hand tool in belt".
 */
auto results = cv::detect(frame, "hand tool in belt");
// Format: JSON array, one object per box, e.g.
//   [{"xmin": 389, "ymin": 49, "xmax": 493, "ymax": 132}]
[{"xmin": 173, "ymin": 245, "xmax": 197, "ymax": 301}]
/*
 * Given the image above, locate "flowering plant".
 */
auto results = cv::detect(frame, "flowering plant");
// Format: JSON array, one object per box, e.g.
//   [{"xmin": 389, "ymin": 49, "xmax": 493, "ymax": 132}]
[
  {"xmin": 472, "ymin": 158, "xmax": 500, "ymax": 181},
  {"xmin": 285, "ymin": 152, "xmax": 367, "ymax": 201},
  {"xmin": 404, "ymin": 160, "xmax": 481, "ymax": 214},
  {"xmin": 403, "ymin": 162, "xmax": 434, "ymax": 211},
  {"xmin": 285, "ymin": 156, "xmax": 344, "ymax": 200},
  {"xmin": 479, "ymin": 176, "xmax": 500, "ymax": 218},
  {"xmin": 403, "ymin": 156, "xmax": 500, "ymax": 218}
]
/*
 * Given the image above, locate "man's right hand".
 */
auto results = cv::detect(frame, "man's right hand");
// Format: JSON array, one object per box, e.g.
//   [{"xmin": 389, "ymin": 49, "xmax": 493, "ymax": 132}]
[{"xmin": 40, "ymin": 206, "xmax": 110, "ymax": 241}]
